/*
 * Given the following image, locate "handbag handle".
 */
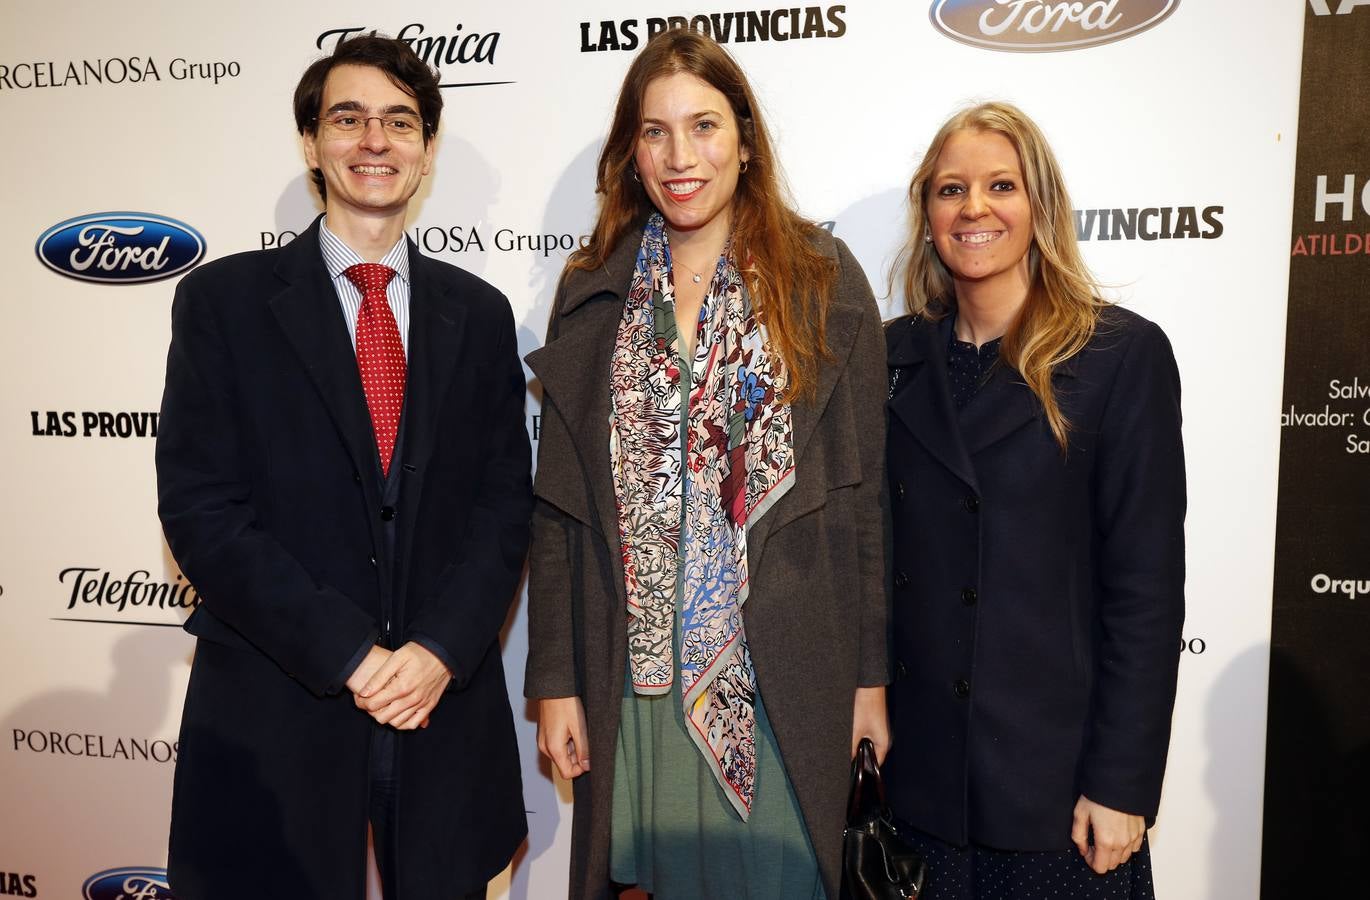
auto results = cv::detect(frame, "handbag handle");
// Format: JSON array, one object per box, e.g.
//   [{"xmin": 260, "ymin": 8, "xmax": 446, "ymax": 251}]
[{"xmin": 847, "ymin": 737, "xmax": 888, "ymax": 824}]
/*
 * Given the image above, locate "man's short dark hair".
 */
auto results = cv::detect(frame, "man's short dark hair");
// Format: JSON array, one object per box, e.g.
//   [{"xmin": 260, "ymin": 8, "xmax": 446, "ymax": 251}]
[{"xmin": 293, "ymin": 35, "xmax": 444, "ymax": 201}]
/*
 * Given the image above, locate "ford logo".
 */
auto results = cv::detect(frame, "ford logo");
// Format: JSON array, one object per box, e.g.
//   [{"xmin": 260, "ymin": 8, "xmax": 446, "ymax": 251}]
[
  {"xmin": 36, "ymin": 212, "xmax": 206, "ymax": 284},
  {"xmin": 930, "ymin": 0, "xmax": 1179, "ymax": 52},
  {"xmin": 83, "ymin": 867, "xmax": 175, "ymax": 900}
]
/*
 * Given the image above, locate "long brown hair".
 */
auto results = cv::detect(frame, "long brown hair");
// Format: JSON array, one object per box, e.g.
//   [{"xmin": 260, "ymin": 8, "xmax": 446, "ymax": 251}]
[
  {"xmin": 895, "ymin": 101, "xmax": 1108, "ymax": 449},
  {"xmin": 569, "ymin": 28, "xmax": 835, "ymax": 400}
]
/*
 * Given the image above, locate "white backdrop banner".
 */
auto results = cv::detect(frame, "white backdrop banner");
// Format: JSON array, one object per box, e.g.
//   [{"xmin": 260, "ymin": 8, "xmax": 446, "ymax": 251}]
[{"xmin": 0, "ymin": 2, "xmax": 1303, "ymax": 898}]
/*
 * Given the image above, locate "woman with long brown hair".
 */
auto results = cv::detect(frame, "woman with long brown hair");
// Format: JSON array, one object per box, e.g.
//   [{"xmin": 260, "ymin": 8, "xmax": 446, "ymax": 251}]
[
  {"xmin": 524, "ymin": 27, "xmax": 888, "ymax": 900},
  {"xmin": 883, "ymin": 101, "xmax": 1185, "ymax": 899}
]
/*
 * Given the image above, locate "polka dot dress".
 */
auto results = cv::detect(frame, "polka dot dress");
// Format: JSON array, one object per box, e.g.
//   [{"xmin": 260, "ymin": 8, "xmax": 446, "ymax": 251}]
[
  {"xmin": 947, "ymin": 328, "xmax": 1003, "ymax": 410},
  {"xmin": 901, "ymin": 826, "xmax": 1156, "ymax": 900},
  {"xmin": 343, "ymin": 263, "xmax": 406, "ymax": 476}
]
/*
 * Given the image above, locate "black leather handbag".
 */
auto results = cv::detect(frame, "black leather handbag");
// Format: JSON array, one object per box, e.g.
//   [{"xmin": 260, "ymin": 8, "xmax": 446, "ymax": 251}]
[{"xmin": 840, "ymin": 738, "xmax": 928, "ymax": 900}]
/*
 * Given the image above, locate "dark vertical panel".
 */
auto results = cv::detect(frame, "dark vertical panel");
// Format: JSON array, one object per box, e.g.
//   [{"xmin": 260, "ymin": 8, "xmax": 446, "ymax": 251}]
[{"xmin": 1263, "ymin": 6, "xmax": 1370, "ymax": 898}]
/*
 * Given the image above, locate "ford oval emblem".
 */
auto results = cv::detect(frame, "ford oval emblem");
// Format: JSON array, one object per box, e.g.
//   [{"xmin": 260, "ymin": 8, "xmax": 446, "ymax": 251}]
[
  {"xmin": 83, "ymin": 867, "xmax": 175, "ymax": 900},
  {"xmin": 36, "ymin": 212, "xmax": 206, "ymax": 284},
  {"xmin": 930, "ymin": 0, "xmax": 1179, "ymax": 52}
]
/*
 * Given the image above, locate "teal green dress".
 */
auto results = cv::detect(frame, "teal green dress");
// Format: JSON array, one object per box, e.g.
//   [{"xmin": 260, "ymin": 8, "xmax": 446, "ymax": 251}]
[{"xmin": 607, "ymin": 288, "xmax": 825, "ymax": 899}]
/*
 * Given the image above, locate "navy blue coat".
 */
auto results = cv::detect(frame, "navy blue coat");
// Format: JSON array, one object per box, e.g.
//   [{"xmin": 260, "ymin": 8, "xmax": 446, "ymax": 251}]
[
  {"xmin": 156, "ymin": 217, "xmax": 532, "ymax": 898},
  {"xmin": 882, "ymin": 307, "xmax": 1185, "ymax": 851}
]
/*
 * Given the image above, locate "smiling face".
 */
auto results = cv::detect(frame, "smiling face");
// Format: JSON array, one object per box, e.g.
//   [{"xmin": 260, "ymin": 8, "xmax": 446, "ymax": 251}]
[
  {"xmin": 927, "ymin": 128, "xmax": 1034, "ymax": 301},
  {"xmin": 302, "ymin": 64, "xmax": 434, "ymax": 228},
  {"xmin": 633, "ymin": 71, "xmax": 750, "ymax": 247}
]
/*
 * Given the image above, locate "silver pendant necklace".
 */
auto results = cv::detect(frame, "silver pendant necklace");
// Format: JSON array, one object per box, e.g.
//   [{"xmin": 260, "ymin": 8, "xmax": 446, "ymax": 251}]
[{"xmin": 674, "ymin": 257, "xmax": 705, "ymax": 284}]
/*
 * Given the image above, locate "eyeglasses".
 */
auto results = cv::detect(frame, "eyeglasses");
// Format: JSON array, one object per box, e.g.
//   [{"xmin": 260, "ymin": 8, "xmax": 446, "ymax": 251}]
[{"xmin": 316, "ymin": 112, "xmax": 427, "ymax": 142}]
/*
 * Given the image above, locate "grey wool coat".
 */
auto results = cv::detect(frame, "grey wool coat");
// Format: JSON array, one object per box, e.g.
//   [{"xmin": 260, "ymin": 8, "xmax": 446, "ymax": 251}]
[{"xmin": 524, "ymin": 224, "xmax": 890, "ymax": 900}]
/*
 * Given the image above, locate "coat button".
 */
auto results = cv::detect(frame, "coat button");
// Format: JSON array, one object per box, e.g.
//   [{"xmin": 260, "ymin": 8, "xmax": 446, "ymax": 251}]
[
  {"xmin": 895, "ymin": 661, "xmax": 908, "ymax": 680},
  {"xmin": 368, "ymin": 555, "xmax": 377, "ymax": 567},
  {"xmin": 962, "ymin": 496, "xmax": 980, "ymax": 513},
  {"xmin": 353, "ymin": 471, "xmax": 362, "ymax": 484},
  {"xmin": 894, "ymin": 571, "xmax": 910, "ymax": 589},
  {"xmin": 894, "ymin": 481, "xmax": 906, "ymax": 502},
  {"xmin": 953, "ymin": 678, "xmax": 971, "ymax": 699},
  {"xmin": 961, "ymin": 587, "xmax": 977, "ymax": 605},
  {"xmin": 380, "ymin": 506, "xmax": 396, "ymax": 521}
]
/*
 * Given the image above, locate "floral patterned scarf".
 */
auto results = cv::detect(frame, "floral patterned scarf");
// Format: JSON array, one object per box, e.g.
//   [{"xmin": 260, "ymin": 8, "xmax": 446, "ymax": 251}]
[{"xmin": 609, "ymin": 213, "xmax": 795, "ymax": 819}]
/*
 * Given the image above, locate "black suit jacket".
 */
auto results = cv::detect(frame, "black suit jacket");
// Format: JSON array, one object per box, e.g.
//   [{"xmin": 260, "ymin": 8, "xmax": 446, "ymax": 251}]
[
  {"xmin": 882, "ymin": 306, "xmax": 1185, "ymax": 851},
  {"xmin": 156, "ymin": 216, "xmax": 532, "ymax": 898}
]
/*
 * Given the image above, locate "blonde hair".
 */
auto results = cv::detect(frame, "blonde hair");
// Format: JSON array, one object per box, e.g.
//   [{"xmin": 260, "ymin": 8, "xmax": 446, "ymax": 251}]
[
  {"xmin": 895, "ymin": 101, "xmax": 1108, "ymax": 449},
  {"xmin": 569, "ymin": 28, "xmax": 835, "ymax": 400}
]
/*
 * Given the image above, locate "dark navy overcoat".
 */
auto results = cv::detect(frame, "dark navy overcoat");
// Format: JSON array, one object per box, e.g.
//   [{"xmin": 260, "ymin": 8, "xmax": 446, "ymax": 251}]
[
  {"xmin": 882, "ymin": 307, "xmax": 1185, "ymax": 851},
  {"xmin": 156, "ymin": 216, "xmax": 532, "ymax": 898}
]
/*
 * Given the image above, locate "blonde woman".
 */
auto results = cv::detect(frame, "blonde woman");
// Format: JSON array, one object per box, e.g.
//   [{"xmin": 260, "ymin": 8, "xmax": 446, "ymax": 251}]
[{"xmin": 883, "ymin": 102, "xmax": 1185, "ymax": 900}]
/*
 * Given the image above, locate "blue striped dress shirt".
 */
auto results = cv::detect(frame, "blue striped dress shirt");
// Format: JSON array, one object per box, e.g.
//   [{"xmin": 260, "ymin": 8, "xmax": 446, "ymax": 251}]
[{"xmin": 318, "ymin": 218, "xmax": 411, "ymax": 358}]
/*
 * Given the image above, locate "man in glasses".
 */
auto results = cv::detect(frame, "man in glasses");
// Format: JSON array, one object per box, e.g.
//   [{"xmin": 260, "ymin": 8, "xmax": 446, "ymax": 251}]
[{"xmin": 156, "ymin": 35, "xmax": 530, "ymax": 899}]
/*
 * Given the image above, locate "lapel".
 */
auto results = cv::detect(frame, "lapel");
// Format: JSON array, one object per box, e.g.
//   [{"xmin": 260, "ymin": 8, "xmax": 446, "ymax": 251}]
[
  {"xmin": 267, "ymin": 216, "xmax": 385, "ymax": 502},
  {"xmin": 523, "ymin": 232, "xmax": 640, "ymax": 546},
  {"xmin": 393, "ymin": 242, "xmax": 469, "ymax": 599},
  {"xmin": 958, "ymin": 331, "xmax": 1080, "ymax": 457},
  {"xmin": 793, "ymin": 300, "xmax": 863, "ymax": 468},
  {"xmin": 744, "ymin": 292, "xmax": 864, "ymax": 566},
  {"xmin": 397, "ymin": 240, "xmax": 468, "ymax": 478},
  {"xmin": 959, "ymin": 357, "xmax": 1039, "ymax": 457},
  {"xmin": 888, "ymin": 313, "xmax": 1083, "ymax": 483},
  {"xmin": 887, "ymin": 314, "xmax": 980, "ymax": 492}
]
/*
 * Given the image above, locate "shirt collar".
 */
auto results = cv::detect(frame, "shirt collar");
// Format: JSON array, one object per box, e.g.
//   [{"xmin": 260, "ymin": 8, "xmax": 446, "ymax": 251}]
[
  {"xmin": 318, "ymin": 217, "xmax": 410, "ymax": 286},
  {"xmin": 948, "ymin": 313, "xmax": 1003, "ymax": 360}
]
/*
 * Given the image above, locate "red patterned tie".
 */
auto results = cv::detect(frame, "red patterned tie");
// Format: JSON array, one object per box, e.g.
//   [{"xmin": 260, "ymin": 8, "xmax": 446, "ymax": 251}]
[{"xmin": 343, "ymin": 263, "xmax": 405, "ymax": 477}]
